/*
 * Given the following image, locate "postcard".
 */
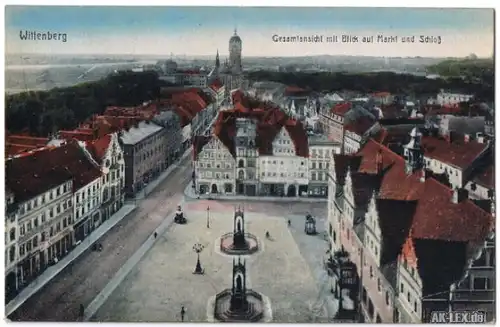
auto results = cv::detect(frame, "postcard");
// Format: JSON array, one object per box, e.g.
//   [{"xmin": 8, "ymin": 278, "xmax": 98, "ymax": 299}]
[{"xmin": 4, "ymin": 6, "xmax": 495, "ymax": 324}]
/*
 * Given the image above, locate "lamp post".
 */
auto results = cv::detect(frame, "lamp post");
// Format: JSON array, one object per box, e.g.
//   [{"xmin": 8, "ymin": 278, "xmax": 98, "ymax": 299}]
[
  {"xmin": 192, "ymin": 243, "xmax": 205, "ymax": 275},
  {"xmin": 206, "ymin": 206, "xmax": 210, "ymax": 228}
]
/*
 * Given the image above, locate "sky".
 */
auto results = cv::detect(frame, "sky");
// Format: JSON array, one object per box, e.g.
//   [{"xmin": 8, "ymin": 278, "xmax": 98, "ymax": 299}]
[{"xmin": 5, "ymin": 6, "xmax": 495, "ymax": 57}]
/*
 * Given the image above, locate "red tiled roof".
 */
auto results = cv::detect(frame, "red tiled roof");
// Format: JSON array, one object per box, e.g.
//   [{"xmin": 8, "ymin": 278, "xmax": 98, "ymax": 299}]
[
  {"xmin": 422, "ymin": 136, "xmax": 488, "ymax": 170},
  {"xmin": 209, "ymin": 78, "xmax": 223, "ymax": 91},
  {"xmin": 357, "ymin": 140, "xmax": 424, "ymax": 201},
  {"xmin": 59, "ymin": 130, "xmax": 95, "ymax": 142},
  {"xmin": 422, "ymin": 105, "xmax": 461, "ymax": 116},
  {"xmin": 330, "ymin": 102, "xmax": 352, "ymax": 116},
  {"xmin": 192, "ymin": 135, "xmax": 211, "ymax": 160},
  {"xmin": 379, "ymin": 104, "xmax": 407, "ymax": 119},
  {"xmin": 86, "ymin": 134, "xmax": 112, "ymax": 164},
  {"xmin": 284, "ymin": 86, "xmax": 309, "ymax": 96},
  {"xmin": 177, "ymin": 69, "xmax": 201, "ymax": 75},
  {"xmin": 371, "ymin": 92, "xmax": 391, "ymax": 97},
  {"xmin": 468, "ymin": 152, "xmax": 495, "ymax": 190},
  {"xmin": 6, "ymin": 135, "xmax": 49, "ymax": 147},
  {"xmin": 6, "ymin": 140, "xmax": 102, "ymax": 204},
  {"xmin": 212, "ymin": 94, "xmax": 309, "ymax": 158},
  {"xmin": 473, "ymin": 162, "xmax": 495, "ymax": 189},
  {"xmin": 411, "ymin": 178, "xmax": 493, "ymax": 242},
  {"xmin": 344, "ymin": 116, "xmax": 375, "ymax": 136},
  {"xmin": 334, "ymin": 137, "xmax": 493, "ymax": 296},
  {"xmin": 6, "ymin": 143, "xmax": 38, "ymax": 156}
]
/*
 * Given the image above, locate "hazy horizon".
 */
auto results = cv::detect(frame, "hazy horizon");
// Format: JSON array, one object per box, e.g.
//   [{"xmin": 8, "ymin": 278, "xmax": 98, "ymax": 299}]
[{"xmin": 6, "ymin": 7, "xmax": 494, "ymax": 58}]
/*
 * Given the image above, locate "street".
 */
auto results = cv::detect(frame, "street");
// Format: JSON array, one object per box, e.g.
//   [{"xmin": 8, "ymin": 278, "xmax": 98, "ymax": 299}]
[
  {"xmin": 8, "ymin": 155, "xmax": 193, "ymax": 322},
  {"xmin": 8, "ymin": 152, "xmax": 333, "ymax": 322}
]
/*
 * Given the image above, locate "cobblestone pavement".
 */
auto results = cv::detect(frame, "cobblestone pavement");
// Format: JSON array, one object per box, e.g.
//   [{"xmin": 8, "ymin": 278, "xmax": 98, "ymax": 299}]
[
  {"xmin": 8, "ymin": 156, "xmax": 193, "ymax": 322},
  {"xmin": 92, "ymin": 208, "xmax": 331, "ymax": 323}
]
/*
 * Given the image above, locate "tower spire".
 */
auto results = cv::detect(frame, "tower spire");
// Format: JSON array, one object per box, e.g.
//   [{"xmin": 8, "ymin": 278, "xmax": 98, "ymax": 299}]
[{"xmin": 234, "ymin": 27, "xmax": 237, "ymax": 35}]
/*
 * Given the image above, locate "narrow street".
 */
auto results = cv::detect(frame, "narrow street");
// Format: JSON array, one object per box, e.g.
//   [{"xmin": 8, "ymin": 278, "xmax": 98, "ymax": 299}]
[{"xmin": 8, "ymin": 156, "xmax": 193, "ymax": 322}]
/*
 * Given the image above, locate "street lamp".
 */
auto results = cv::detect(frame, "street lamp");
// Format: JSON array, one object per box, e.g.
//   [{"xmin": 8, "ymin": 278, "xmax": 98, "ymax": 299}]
[
  {"xmin": 206, "ymin": 206, "xmax": 210, "ymax": 228},
  {"xmin": 192, "ymin": 243, "xmax": 205, "ymax": 275}
]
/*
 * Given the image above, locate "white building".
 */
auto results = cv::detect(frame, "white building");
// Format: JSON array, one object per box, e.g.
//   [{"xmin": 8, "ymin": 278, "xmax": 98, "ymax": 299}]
[
  {"xmin": 72, "ymin": 143, "xmax": 103, "ymax": 243},
  {"xmin": 86, "ymin": 133, "xmax": 125, "ymax": 222},
  {"xmin": 193, "ymin": 107, "xmax": 340, "ymax": 198},
  {"xmin": 428, "ymin": 90, "xmax": 474, "ymax": 106}
]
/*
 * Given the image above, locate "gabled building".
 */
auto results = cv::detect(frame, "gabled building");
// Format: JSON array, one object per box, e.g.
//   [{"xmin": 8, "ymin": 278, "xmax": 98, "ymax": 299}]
[
  {"xmin": 193, "ymin": 92, "xmax": 339, "ymax": 198},
  {"xmin": 327, "ymin": 128, "xmax": 494, "ymax": 323},
  {"xmin": 86, "ymin": 133, "xmax": 126, "ymax": 222}
]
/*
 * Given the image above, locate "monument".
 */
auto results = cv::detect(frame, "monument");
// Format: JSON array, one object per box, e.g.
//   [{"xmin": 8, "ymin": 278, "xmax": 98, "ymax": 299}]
[
  {"xmin": 219, "ymin": 206, "xmax": 259, "ymax": 255},
  {"xmin": 213, "ymin": 257, "xmax": 265, "ymax": 322}
]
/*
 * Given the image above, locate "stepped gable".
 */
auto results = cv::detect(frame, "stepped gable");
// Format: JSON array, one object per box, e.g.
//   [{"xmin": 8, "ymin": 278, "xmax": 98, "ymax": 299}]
[
  {"xmin": 193, "ymin": 135, "xmax": 212, "ymax": 160},
  {"xmin": 348, "ymin": 139, "xmax": 493, "ymax": 297},
  {"xmin": 213, "ymin": 93, "xmax": 309, "ymax": 158},
  {"xmin": 86, "ymin": 133, "xmax": 112, "ymax": 164}
]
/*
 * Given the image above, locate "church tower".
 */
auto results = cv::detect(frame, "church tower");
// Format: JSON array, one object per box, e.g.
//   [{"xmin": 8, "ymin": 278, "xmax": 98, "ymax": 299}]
[
  {"xmin": 229, "ymin": 29, "xmax": 242, "ymax": 75},
  {"xmin": 403, "ymin": 127, "xmax": 424, "ymax": 174},
  {"xmin": 215, "ymin": 49, "xmax": 220, "ymax": 76}
]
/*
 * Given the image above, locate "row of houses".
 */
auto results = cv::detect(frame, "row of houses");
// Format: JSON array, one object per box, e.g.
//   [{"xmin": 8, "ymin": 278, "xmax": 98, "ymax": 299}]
[
  {"xmin": 4, "ymin": 84, "xmax": 224, "ymax": 303},
  {"xmin": 193, "ymin": 90, "xmax": 341, "ymax": 199},
  {"xmin": 326, "ymin": 125, "xmax": 495, "ymax": 322}
]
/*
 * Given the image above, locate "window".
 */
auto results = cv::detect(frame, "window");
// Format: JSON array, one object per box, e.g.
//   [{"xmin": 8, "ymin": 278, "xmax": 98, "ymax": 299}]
[
  {"xmin": 400, "ymin": 283, "xmax": 404, "ymax": 293},
  {"xmin": 407, "ymin": 291, "xmax": 411, "ymax": 302},
  {"xmin": 9, "ymin": 228, "xmax": 15, "ymax": 241},
  {"xmin": 20, "ymin": 244, "xmax": 25, "ymax": 256},
  {"xmin": 33, "ymin": 236, "xmax": 38, "ymax": 248},
  {"xmin": 377, "ymin": 278, "xmax": 381, "ymax": 292},
  {"xmin": 414, "ymin": 301, "xmax": 418, "ymax": 313},
  {"xmin": 9, "ymin": 246, "xmax": 15, "ymax": 262},
  {"xmin": 385, "ymin": 292, "xmax": 390, "ymax": 306},
  {"xmin": 473, "ymin": 277, "xmax": 488, "ymax": 290},
  {"xmin": 369, "ymin": 266, "xmax": 373, "ymax": 278}
]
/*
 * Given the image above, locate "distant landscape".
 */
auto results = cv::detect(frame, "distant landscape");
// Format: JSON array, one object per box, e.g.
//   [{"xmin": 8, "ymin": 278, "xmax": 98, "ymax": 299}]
[{"xmin": 6, "ymin": 53, "xmax": 486, "ymax": 94}]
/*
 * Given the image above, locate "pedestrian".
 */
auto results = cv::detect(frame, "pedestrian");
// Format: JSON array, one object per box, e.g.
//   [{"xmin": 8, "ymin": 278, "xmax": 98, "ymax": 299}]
[
  {"xmin": 180, "ymin": 306, "xmax": 186, "ymax": 322},
  {"xmin": 288, "ymin": 219, "xmax": 291, "ymax": 227},
  {"xmin": 79, "ymin": 304, "xmax": 85, "ymax": 318},
  {"xmin": 154, "ymin": 232, "xmax": 158, "ymax": 239}
]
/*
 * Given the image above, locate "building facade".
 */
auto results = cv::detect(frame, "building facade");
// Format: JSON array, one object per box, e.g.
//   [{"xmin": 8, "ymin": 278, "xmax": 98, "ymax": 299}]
[
  {"xmin": 326, "ymin": 129, "xmax": 494, "ymax": 323},
  {"xmin": 86, "ymin": 133, "xmax": 126, "ymax": 222},
  {"xmin": 194, "ymin": 111, "xmax": 340, "ymax": 198},
  {"xmin": 120, "ymin": 121, "xmax": 166, "ymax": 196},
  {"xmin": 152, "ymin": 111, "xmax": 184, "ymax": 166},
  {"xmin": 5, "ymin": 141, "xmax": 102, "ymax": 301}
]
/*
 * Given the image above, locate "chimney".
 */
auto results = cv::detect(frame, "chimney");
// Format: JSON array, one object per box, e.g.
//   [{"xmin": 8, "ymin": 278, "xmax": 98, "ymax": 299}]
[
  {"xmin": 420, "ymin": 168, "xmax": 426, "ymax": 183},
  {"xmin": 452, "ymin": 188, "xmax": 469, "ymax": 204},
  {"xmin": 476, "ymin": 132, "xmax": 485, "ymax": 144},
  {"xmin": 376, "ymin": 149, "xmax": 383, "ymax": 174},
  {"xmin": 447, "ymin": 130, "xmax": 456, "ymax": 143}
]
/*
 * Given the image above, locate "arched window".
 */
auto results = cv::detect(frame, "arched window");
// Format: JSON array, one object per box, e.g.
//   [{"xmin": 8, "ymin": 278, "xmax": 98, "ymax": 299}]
[{"xmin": 238, "ymin": 159, "xmax": 244, "ymax": 168}]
